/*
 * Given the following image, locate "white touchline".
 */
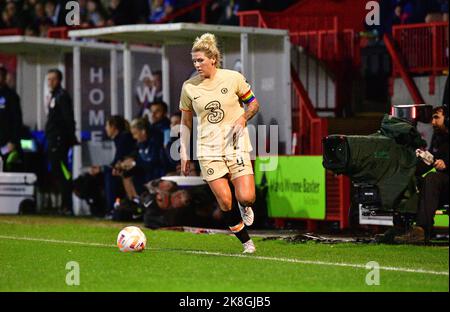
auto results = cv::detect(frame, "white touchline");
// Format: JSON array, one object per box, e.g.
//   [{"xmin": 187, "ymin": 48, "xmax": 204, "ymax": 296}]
[{"xmin": 0, "ymin": 235, "xmax": 448, "ymax": 277}]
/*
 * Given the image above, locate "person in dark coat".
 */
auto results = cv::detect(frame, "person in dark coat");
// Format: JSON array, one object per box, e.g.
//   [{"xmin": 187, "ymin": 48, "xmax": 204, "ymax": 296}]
[
  {"xmin": 89, "ymin": 115, "xmax": 135, "ymax": 214},
  {"xmin": 0, "ymin": 66, "xmax": 23, "ymax": 170},
  {"xmin": 115, "ymin": 117, "xmax": 165, "ymax": 202},
  {"xmin": 45, "ymin": 68, "xmax": 77, "ymax": 215}
]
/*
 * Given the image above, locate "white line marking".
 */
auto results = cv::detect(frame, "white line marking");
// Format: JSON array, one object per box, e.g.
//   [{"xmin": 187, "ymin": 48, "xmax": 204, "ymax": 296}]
[{"xmin": 0, "ymin": 235, "xmax": 448, "ymax": 276}]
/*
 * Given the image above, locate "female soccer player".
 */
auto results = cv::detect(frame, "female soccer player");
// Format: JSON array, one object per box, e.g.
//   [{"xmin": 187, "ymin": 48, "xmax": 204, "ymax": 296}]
[{"xmin": 179, "ymin": 33, "xmax": 259, "ymax": 253}]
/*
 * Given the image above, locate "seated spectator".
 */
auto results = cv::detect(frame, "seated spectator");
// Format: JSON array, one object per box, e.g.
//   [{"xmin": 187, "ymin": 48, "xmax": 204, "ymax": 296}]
[
  {"xmin": 1, "ymin": 1, "xmax": 24, "ymax": 29},
  {"xmin": 88, "ymin": 115, "xmax": 135, "ymax": 214},
  {"xmin": 31, "ymin": 2, "xmax": 53, "ymax": 36},
  {"xmin": 148, "ymin": 0, "xmax": 174, "ymax": 23},
  {"xmin": 106, "ymin": 0, "xmax": 133, "ymax": 26},
  {"xmin": 24, "ymin": 25, "xmax": 38, "ymax": 36},
  {"xmin": 217, "ymin": 0, "xmax": 240, "ymax": 26},
  {"xmin": 392, "ymin": 5, "xmax": 404, "ymax": 25},
  {"xmin": 425, "ymin": 12, "xmax": 445, "ymax": 23},
  {"xmin": 21, "ymin": 0, "xmax": 39, "ymax": 26},
  {"xmin": 392, "ymin": 1, "xmax": 414, "ymax": 25},
  {"xmin": 424, "ymin": 0, "xmax": 448, "ymax": 23},
  {"xmin": 441, "ymin": 0, "xmax": 449, "ymax": 21},
  {"xmin": 164, "ymin": 111, "xmax": 182, "ymax": 175},
  {"xmin": 45, "ymin": 0, "xmax": 58, "ymax": 26},
  {"xmin": 84, "ymin": 0, "xmax": 107, "ymax": 27},
  {"xmin": 114, "ymin": 117, "xmax": 165, "ymax": 202},
  {"xmin": 132, "ymin": 0, "xmax": 150, "ymax": 24},
  {"xmin": 149, "ymin": 101, "xmax": 170, "ymax": 146}
]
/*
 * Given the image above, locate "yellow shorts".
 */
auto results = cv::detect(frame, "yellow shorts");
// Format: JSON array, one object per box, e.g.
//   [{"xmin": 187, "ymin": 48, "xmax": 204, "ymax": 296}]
[{"xmin": 199, "ymin": 153, "xmax": 254, "ymax": 182}]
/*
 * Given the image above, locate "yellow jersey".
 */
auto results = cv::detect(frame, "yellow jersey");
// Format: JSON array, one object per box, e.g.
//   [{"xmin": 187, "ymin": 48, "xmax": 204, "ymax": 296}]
[{"xmin": 179, "ymin": 69, "xmax": 255, "ymax": 158}]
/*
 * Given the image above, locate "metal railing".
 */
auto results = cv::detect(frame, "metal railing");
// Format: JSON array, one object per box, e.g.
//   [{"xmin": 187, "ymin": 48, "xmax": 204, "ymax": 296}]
[
  {"xmin": 392, "ymin": 22, "xmax": 449, "ymax": 75},
  {"xmin": 157, "ymin": 0, "xmax": 212, "ymax": 24},
  {"xmin": 237, "ymin": 11, "xmax": 336, "ymax": 32},
  {"xmin": 291, "ymin": 66, "xmax": 327, "ymax": 155}
]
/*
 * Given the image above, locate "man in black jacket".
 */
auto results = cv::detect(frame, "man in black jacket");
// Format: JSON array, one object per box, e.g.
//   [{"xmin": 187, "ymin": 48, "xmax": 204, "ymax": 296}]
[
  {"xmin": 45, "ymin": 69, "xmax": 77, "ymax": 215},
  {"xmin": 397, "ymin": 105, "xmax": 449, "ymax": 242},
  {"xmin": 0, "ymin": 66, "xmax": 23, "ymax": 169}
]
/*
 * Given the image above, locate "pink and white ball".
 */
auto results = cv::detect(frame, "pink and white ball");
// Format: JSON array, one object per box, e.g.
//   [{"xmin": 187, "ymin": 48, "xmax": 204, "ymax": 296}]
[{"xmin": 117, "ymin": 226, "xmax": 147, "ymax": 252}]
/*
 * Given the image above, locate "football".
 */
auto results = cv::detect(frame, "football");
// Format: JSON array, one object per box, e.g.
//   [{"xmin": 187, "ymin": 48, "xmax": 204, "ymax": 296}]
[{"xmin": 117, "ymin": 226, "xmax": 147, "ymax": 252}]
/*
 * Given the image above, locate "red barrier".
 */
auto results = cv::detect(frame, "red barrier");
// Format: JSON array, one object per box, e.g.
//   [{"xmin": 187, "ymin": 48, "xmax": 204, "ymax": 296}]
[
  {"xmin": 384, "ymin": 34, "xmax": 426, "ymax": 104},
  {"xmin": 237, "ymin": 10, "xmax": 268, "ymax": 28},
  {"xmin": 238, "ymin": 11, "xmax": 336, "ymax": 32},
  {"xmin": 47, "ymin": 25, "xmax": 95, "ymax": 39},
  {"xmin": 291, "ymin": 29, "xmax": 356, "ymax": 62},
  {"xmin": 157, "ymin": 0, "xmax": 212, "ymax": 24},
  {"xmin": 325, "ymin": 172, "xmax": 350, "ymax": 230},
  {"xmin": 291, "ymin": 66, "xmax": 327, "ymax": 156},
  {"xmin": 0, "ymin": 28, "xmax": 23, "ymax": 36},
  {"xmin": 239, "ymin": 10, "xmax": 358, "ymax": 117},
  {"xmin": 392, "ymin": 22, "xmax": 449, "ymax": 75}
]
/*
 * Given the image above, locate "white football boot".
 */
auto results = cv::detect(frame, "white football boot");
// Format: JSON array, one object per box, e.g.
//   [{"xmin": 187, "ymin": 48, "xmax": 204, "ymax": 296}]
[
  {"xmin": 242, "ymin": 239, "xmax": 256, "ymax": 254},
  {"xmin": 238, "ymin": 203, "xmax": 254, "ymax": 226}
]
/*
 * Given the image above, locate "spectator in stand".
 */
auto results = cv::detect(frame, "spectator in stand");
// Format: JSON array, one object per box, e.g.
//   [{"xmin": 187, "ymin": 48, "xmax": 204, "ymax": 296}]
[
  {"xmin": 170, "ymin": 0, "xmax": 198, "ymax": 23},
  {"xmin": 0, "ymin": 1, "xmax": 24, "ymax": 29},
  {"xmin": 24, "ymin": 24, "xmax": 38, "ymax": 36},
  {"xmin": 216, "ymin": 0, "xmax": 240, "ymax": 26},
  {"xmin": 106, "ymin": 0, "xmax": 134, "ymax": 26},
  {"xmin": 148, "ymin": 0, "xmax": 174, "ymax": 23},
  {"xmin": 45, "ymin": 0, "xmax": 57, "ymax": 25},
  {"xmin": 78, "ymin": 0, "xmax": 88, "ymax": 22},
  {"xmin": 424, "ymin": 0, "xmax": 449, "ymax": 22},
  {"xmin": 392, "ymin": 1, "xmax": 415, "ymax": 24},
  {"xmin": 21, "ymin": 0, "xmax": 39, "ymax": 25},
  {"xmin": 442, "ymin": 0, "xmax": 449, "ymax": 21},
  {"xmin": 132, "ymin": 0, "xmax": 150, "ymax": 24},
  {"xmin": 83, "ymin": 0, "xmax": 107, "ymax": 26},
  {"xmin": 31, "ymin": 2, "xmax": 53, "ymax": 36},
  {"xmin": 392, "ymin": 4, "xmax": 405, "ymax": 25}
]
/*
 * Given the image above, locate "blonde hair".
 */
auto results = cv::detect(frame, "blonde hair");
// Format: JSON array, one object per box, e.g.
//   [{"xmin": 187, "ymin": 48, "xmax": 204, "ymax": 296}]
[
  {"xmin": 130, "ymin": 117, "xmax": 150, "ymax": 134},
  {"xmin": 192, "ymin": 33, "xmax": 222, "ymax": 68}
]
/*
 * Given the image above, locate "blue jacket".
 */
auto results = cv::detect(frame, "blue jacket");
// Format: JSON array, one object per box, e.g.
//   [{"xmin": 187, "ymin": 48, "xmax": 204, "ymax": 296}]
[{"xmin": 134, "ymin": 128, "xmax": 165, "ymax": 181}]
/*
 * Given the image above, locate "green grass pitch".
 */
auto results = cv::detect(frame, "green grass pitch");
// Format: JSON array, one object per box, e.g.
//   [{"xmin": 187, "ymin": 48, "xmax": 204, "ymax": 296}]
[{"xmin": 0, "ymin": 216, "xmax": 448, "ymax": 292}]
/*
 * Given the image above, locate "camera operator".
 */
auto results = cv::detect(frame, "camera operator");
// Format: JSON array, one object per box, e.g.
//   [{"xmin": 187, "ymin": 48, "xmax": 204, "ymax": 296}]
[{"xmin": 398, "ymin": 106, "xmax": 449, "ymax": 242}]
